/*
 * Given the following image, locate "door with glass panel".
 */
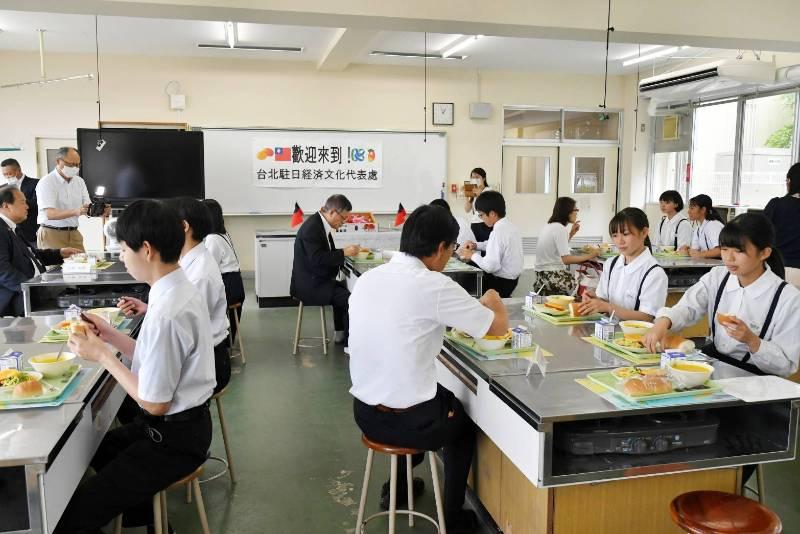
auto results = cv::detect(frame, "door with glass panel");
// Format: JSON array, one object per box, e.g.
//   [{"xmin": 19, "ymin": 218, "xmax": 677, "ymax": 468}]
[
  {"xmin": 500, "ymin": 145, "xmax": 558, "ymax": 236},
  {"xmin": 557, "ymin": 146, "xmax": 619, "ymax": 241}
]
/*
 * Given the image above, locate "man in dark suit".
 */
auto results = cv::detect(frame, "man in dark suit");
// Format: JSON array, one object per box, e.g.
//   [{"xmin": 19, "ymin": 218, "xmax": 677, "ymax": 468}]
[
  {"xmin": 1, "ymin": 158, "xmax": 39, "ymax": 243},
  {"xmin": 290, "ymin": 194, "xmax": 360, "ymax": 350},
  {"xmin": 0, "ymin": 186, "xmax": 79, "ymax": 316}
]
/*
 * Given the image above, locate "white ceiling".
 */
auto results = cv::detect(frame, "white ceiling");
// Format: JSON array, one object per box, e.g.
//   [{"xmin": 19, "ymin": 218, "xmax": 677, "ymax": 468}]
[{"xmin": 0, "ymin": 10, "xmax": 740, "ymax": 74}]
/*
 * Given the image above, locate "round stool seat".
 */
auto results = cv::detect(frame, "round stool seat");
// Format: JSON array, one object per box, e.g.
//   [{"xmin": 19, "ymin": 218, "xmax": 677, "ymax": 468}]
[
  {"xmin": 361, "ymin": 435, "xmax": 424, "ymax": 456},
  {"xmin": 670, "ymin": 491, "xmax": 782, "ymax": 534},
  {"xmin": 167, "ymin": 466, "xmax": 204, "ymax": 491}
]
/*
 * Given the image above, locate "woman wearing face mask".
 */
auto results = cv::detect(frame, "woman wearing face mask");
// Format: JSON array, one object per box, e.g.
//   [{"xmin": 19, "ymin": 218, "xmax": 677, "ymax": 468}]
[
  {"xmin": 654, "ymin": 190, "xmax": 692, "ymax": 251},
  {"xmin": 463, "ymin": 167, "xmax": 493, "ymax": 243},
  {"xmin": 644, "ymin": 213, "xmax": 800, "ymax": 377},
  {"xmin": 681, "ymin": 194, "xmax": 725, "ymax": 259},
  {"xmin": 764, "ymin": 162, "xmax": 800, "ymax": 287},
  {"xmin": 534, "ymin": 197, "xmax": 599, "ymax": 296},
  {"xmin": 579, "ymin": 208, "xmax": 668, "ymax": 321}
]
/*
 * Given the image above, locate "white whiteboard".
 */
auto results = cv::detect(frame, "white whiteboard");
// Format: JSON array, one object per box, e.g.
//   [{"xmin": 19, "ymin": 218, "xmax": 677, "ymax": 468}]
[{"xmin": 201, "ymin": 128, "xmax": 447, "ymax": 215}]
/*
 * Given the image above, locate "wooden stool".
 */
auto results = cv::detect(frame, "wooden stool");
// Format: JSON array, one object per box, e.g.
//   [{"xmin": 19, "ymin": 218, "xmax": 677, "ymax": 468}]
[
  {"xmin": 355, "ymin": 435, "xmax": 446, "ymax": 534},
  {"xmin": 292, "ymin": 301, "xmax": 329, "ymax": 356},
  {"xmin": 200, "ymin": 387, "xmax": 237, "ymax": 484},
  {"xmin": 113, "ymin": 466, "xmax": 210, "ymax": 534},
  {"xmin": 227, "ymin": 302, "xmax": 246, "ymax": 365},
  {"xmin": 670, "ymin": 490, "xmax": 782, "ymax": 534}
]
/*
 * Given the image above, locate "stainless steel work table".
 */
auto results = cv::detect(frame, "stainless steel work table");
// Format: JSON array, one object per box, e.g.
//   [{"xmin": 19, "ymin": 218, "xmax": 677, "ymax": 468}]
[
  {"xmin": 344, "ymin": 256, "xmax": 484, "ymax": 297},
  {"xmin": 0, "ymin": 315, "xmax": 140, "ymax": 534}
]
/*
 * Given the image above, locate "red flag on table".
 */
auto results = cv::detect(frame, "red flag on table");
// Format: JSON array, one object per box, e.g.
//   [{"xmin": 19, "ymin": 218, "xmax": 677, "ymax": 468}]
[
  {"xmin": 290, "ymin": 203, "xmax": 304, "ymax": 228},
  {"xmin": 394, "ymin": 203, "xmax": 407, "ymax": 227}
]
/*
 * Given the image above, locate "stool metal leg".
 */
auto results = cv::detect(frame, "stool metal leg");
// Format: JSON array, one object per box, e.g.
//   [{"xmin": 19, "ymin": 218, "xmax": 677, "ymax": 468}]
[
  {"xmin": 406, "ymin": 454, "xmax": 414, "ymax": 527},
  {"xmin": 160, "ymin": 491, "xmax": 168, "ymax": 534},
  {"xmin": 216, "ymin": 396, "xmax": 237, "ymax": 483},
  {"xmin": 192, "ymin": 478, "xmax": 212, "ymax": 534},
  {"xmin": 320, "ymin": 306, "xmax": 328, "ymax": 356},
  {"xmin": 113, "ymin": 515, "xmax": 122, "ymax": 534},
  {"xmin": 233, "ymin": 310, "xmax": 246, "ymax": 365},
  {"xmin": 292, "ymin": 303, "xmax": 304, "ymax": 355},
  {"xmin": 389, "ymin": 454, "xmax": 398, "ymax": 534},
  {"xmin": 756, "ymin": 464, "xmax": 766, "ymax": 504},
  {"xmin": 355, "ymin": 449, "xmax": 374, "ymax": 534},
  {"xmin": 430, "ymin": 452, "xmax": 447, "ymax": 534},
  {"xmin": 152, "ymin": 493, "xmax": 163, "ymax": 534}
]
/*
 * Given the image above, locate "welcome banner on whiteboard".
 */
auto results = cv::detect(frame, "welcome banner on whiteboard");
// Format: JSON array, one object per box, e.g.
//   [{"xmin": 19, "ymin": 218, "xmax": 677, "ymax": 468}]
[{"xmin": 252, "ymin": 133, "xmax": 383, "ymax": 189}]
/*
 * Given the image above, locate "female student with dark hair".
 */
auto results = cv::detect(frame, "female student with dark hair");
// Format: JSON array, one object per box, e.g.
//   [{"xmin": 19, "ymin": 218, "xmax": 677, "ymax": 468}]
[
  {"xmin": 644, "ymin": 213, "xmax": 800, "ymax": 377},
  {"xmin": 203, "ymin": 198, "xmax": 245, "ymax": 341},
  {"xmin": 534, "ymin": 196, "xmax": 599, "ymax": 295},
  {"xmin": 654, "ymin": 190, "xmax": 692, "ymax": 250},
  {"xmin": 57, "ymin": 200, "xmax": 215, "ymax": 533},
  {"xmin": 682, "ymin": 194, "xmax": 725, "ymax": 258},
  {"xmin": 764, "ymin": 162, "xmax": 800, "ymax": 287},
  {"xmin": 579, "ymin": 208, "xmax": 668, "ymax": 321},
  {"xmin": 463, "ymin": 167, "xmax": 493, "ymax": 242}
]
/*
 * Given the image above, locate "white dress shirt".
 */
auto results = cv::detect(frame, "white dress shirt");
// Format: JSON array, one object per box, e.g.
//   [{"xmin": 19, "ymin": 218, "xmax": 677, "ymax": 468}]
[
  {"xmin": 35, "ymin": 169, "xmax": 90, "ymax": 227},
  {"xmin": 691, "ymin": 220, "xmax": 725, "ymax": 251},
  {"xmin": 596, "ymin": 248, "xmax": 668, "ymax": 317},
  {"xmin": 133, "ymin": 268, "xmax": 216, "ymax": 414},
  {"xmin": 204, "ymin": 233, "xmax": 240, "ymax": 274},
  {"xmin": 535, "ymin": 222, "xmax": 571, "ymax": 271},
  {"xmin": 0, "ymin": 213, "xmax": 41, "ymax": 276},
  {"xmin": 455, "ymin": 216, "xmax": 475, "ymax": 246},
  {"xmin": 472, "ymin": 217, "xmax": 524, "ymax": 280},
  {"xmin": 467, "ymin": 186, "xmax": 493, "ymax": 223},
  {"xmin": 657, "ymin": 265, "xmax": 800, "ymax": 376},
  {"xmin": 655, "ymin": 211, "xmax": 692, "ymax": 249},
  {"xmin": 179, "ymin": 243, "xmax": 229, "ymax": 346},
  {"xmin": 349, "ymin": 252, "xmax": 495, "ymax": 408}
]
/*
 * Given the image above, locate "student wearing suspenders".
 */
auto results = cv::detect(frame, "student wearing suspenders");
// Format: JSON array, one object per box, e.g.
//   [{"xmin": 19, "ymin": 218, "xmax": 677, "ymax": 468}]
[
  {"xmin": 579, "ymin": 208, "xmax": 668, "ymax": 321},
  {"xmin": 655, "ymin": 190, "xmax": 692, "ymax": 250},
  {"xmin": 644, "ymin": 213, "xmax": 800, "ymax": 377},
  {"xmin": 683, "ymin": 194, "xmax": 724, "ymax": 259}
]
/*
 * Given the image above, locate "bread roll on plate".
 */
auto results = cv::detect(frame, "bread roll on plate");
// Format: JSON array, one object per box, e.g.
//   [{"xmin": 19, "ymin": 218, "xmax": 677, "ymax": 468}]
[
  {"xmin": 622, "ymin": 376, "xmax": 673, "ymax": 397},
  {"xmin": 13, "ymin": 379, "xmax": 44, "ymax": 399}
]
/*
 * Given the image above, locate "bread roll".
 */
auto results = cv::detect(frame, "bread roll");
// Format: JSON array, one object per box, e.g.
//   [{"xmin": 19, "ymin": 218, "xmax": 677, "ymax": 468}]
[
  {"xmin": 663, "ymin": 333, "xmax": 696, "ymax": 353},
  {"xmin": 70, "ymin": 322, "xmax": 87, "ymax": 336},
  {"xmin": 569, "ymin": 302, "xmax": 583, "ymax": 318},
  {"xmin": 623, "ymin": 376, "xmax": 673, "ymax": 397},
  {"xmin": 717, "ymin": 313, "xmax": 738, "ymax": 327},
  {"xmin": 13, "ymin": 379, "xmax": 43, "ymax": 399}
]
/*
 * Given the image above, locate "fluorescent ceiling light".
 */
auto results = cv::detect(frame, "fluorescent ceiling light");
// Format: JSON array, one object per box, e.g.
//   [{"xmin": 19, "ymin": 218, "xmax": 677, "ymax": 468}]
[
  {"xmin": 442, "ymin": 35, "xmax": 483, "ymax": 59},
  {"xmin": 616, "ymin": 44, "xmax": 665, "ymax": 61},
  {"xmin": 436, "ymin": 34, "xmax": 463, "ymax": 51},
  {"xmin": 369, "ymin": 50, "xmax": 467, "ymax": 60},
  {"xmin": 225, "ymin": 21, "xmax": 236, "ymax": 49},
  {"xmin": 1, "ymin": 73, "xmax": 94, "ymax": 89},
  {"xmin": 198, "ymin": 44, "xmax": 303, "ymax": 52},
  {"xmin": 623, "ymin": 46, "xmax": 688, "ymax": 67}
]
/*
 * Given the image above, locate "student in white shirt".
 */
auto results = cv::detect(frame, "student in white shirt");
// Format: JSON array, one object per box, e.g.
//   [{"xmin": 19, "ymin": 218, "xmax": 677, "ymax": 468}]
[
  {"xmin": 458, "ymin": 191, "xmax": 524, "ymax": 298},
  {"xmin": 580, "ymin": 208, "xmax": 668, "ymax": 321},
  {"xmin": 203, "ymin": 199, "xmax": 245, "ymax": 341},
  {"xmin": 349, "ymin": 204, "xmax": 509, "ymax": 533},
  {"xmin": 682, "ymin": 194, "xmax": 725, "ymax": 259},
  {"xmin": 430, "ymin": 198, "xmax": 475, "ymax": 247},
  {"xmin": 119, "ymin": 197, "xmax": 230, "ymax": 393},
  {"xmin": 59, "ymin": 200, "xmax": 215, "ymax": 533},
  {"xmin": 654, "ymin": 190, "xmax": 692, "ymax": 250},
  {"xmin": 534, "ymin": 197, "xmax": 600, "ymax": 295},
  {"xmin": 644, "ymin": 213, "xmax": 800, "ymax": 377}
]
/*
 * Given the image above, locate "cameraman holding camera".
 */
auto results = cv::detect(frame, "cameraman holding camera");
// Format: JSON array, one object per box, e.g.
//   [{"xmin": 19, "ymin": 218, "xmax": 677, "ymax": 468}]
[{"xmin": 35, "ymin": 147, "xmax": 109, "ymax": 251}]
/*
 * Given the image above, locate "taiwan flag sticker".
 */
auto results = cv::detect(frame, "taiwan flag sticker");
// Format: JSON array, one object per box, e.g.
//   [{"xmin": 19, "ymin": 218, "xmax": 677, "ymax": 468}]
[{"xmin": 275, "ymin": 147, "xmax": 292, "ymax": 162}]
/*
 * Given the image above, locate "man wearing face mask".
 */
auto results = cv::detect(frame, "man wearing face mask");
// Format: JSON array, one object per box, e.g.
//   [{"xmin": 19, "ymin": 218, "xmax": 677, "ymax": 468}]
[
  {"xmin": 1, "ymin": 158, "xmax": 39, "ymax": 243},
  {"xmin": 35, "ymin": 147, "xmax": 91, "ymax": 251}
]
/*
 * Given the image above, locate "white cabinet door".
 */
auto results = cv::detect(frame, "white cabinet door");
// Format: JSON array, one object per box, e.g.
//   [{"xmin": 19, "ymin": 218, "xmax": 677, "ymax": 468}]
[{"xmin": 255, "ymin": 238, "xmax": 295, "ymax": 298}]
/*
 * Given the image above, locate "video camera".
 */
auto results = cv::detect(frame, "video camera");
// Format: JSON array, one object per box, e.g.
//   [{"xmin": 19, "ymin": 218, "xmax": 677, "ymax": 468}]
[{"xmin": 88, "ymin": 186, "xmax": 110, "ymax": 217}]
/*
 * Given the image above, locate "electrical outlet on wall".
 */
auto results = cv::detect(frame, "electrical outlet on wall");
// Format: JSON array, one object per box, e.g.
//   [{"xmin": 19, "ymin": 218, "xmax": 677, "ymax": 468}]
[{"xmin": 640, "ymin": 123, "xmax": 646, "ymax": 133}]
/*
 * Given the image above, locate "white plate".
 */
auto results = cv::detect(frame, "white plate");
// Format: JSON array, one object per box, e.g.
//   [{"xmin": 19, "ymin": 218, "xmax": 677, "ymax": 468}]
[{"xmin": 0, "ymin": 371, "xmax": 43, "ymax": 392}]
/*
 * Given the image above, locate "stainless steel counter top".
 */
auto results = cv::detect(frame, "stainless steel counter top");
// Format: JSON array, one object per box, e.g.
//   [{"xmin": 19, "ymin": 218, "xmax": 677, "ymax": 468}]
[
  {"xmin": 657, "ymin": 257, "xmax": 723, "ymax": 269},
  {"xmin": 346, "ymin": 256, "xmax": 482, "ymax": 276},
  {"xmin": 24, "ymin": 262, "xmax": 136, "ymax": 287}
]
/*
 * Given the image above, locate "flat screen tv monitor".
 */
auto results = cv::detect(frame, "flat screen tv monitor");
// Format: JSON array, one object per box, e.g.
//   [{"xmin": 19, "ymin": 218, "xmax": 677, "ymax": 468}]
[{"xmin": 77, "ymin": 128, "xmax": 204, "ymax": 205}]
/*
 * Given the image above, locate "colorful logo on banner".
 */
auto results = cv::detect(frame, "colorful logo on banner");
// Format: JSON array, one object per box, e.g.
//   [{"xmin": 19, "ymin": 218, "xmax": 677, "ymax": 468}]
[{"xmin": 252, "ymin": 137, "xmax": 383, "ymax": 189}]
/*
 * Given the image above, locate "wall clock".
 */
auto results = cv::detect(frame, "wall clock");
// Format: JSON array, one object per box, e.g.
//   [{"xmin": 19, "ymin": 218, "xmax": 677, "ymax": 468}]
[{"xmin": 432, "ymin": 102, "xmax": 454, "ymax": 126}]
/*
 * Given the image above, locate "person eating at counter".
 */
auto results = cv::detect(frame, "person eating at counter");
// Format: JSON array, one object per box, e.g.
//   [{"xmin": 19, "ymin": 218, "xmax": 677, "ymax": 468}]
[
  {"xmin": 458, "ymin": 191, "xmax": 523, "ymax": 298},
  {"xmin": 681, "ymin": 194, "xmax": 725, "ymax": 259},
  {"xmin": 654, "ymin": 190, "xmax": 692, "ymax": 250},
  {"xmin": 430, "ymin": 198, "xmax": 475, "ymax": 247},
  {"xmin": 644, "ymin": 213, "xmax": 800, "ymax": 377},
  {"xmin": 118, "ymin": 197, "xmax": 231, "ymax": 395},
  {"xmin": 579, "ymin": 208, "xmax": 668, "ymax": 321},
  {"xmin": 56, "ymin": 199, "xmax": 216, "ymax": 534},
  {"xmin": 534, "ymin": 196, "xmax": 600, "ymax": 296},
  {"xmin": 348, "ymin": 204, "xmax": 509, "ymax": 534}
]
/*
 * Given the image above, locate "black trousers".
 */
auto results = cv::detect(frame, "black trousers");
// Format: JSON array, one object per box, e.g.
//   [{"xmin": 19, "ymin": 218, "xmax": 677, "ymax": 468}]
[
  {"xmin": 55, "ymin": 408, "xmax": 211, "ymax": 534},
  {"xmin": 482, "ymin": 273, "xmax": 519, "ymax": 298},
  {"xmin": 471, "ymin": 222, "xmax": 493, "ymax": 243},
  {"xmin": 214, "ymin": 342, "xmax": 231, "ymax": 394},
  {"xmin": 353, "ymin": 384, "xmax": 476, "ymax": 521},
  {"xmin": 331, "ymin": 281, "xmax": 350, "ymax": 342},
  {"xmin": 222, "ymin": 271, "xmax": 245, "ymax": 342}
]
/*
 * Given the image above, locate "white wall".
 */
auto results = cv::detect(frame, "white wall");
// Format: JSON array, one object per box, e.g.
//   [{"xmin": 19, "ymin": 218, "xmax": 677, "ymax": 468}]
[{"xmin": 0, "ymin": 51, "xmax": 630, "ymax": 270}]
